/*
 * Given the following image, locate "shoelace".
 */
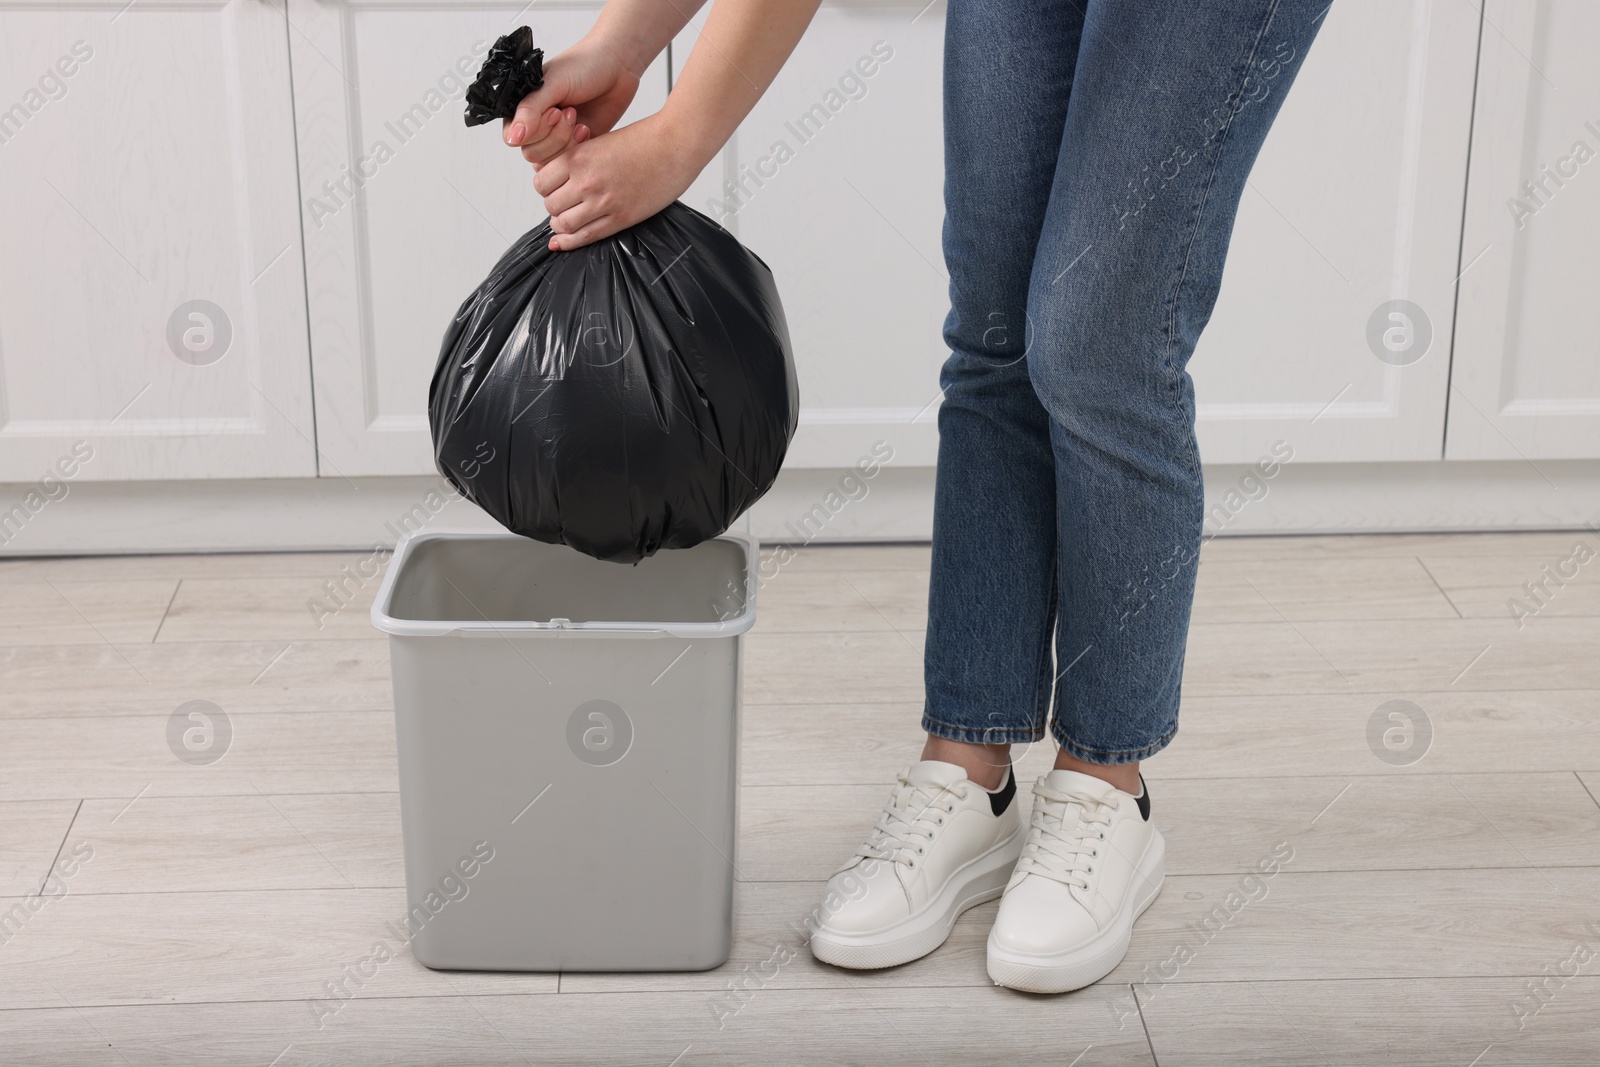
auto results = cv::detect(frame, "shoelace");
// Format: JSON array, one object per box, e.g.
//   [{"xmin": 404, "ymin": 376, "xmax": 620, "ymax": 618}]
[
  {"xmin": 1013, "ymin": 779, "xmax": 1119, "ymax": 890},
  {"xmin": 847, "ymin": 771, "xmax": 970, "ymax": 870}
]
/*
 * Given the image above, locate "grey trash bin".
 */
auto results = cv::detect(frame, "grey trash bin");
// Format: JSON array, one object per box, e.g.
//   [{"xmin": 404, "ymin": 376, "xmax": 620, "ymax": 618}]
[{"xmin": 371, "ymin": 529, "xmax": 756, "ymax": 971}]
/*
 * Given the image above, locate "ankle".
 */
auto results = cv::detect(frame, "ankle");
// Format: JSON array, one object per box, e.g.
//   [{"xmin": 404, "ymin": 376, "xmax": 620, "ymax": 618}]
[
  {"xmin": 1052, "ymin": 750, "xmax": 1141, "ymax": 795},
  {"xmin": 920, "ymin": 735, "xmax": 1011, "ymax": 790}
]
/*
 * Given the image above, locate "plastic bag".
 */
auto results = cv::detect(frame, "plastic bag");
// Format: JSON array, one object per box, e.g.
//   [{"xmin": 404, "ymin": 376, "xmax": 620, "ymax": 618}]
[
  {"xmin": 463, "ymin": 27, "xmax": 543, "ymax": 126},
  {"xmin": 429, "ymin": 202, "xmax": 800, "ymax": 563}
]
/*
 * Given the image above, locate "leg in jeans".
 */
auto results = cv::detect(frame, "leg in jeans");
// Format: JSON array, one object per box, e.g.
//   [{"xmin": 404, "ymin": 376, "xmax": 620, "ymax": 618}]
[
  {"xmin": 920, "ymin": 0, "xmax": 1088, "ymax": 787},
  {"xmin": 809, "ymin": 0, "xmax": 1328, "ymax": 982},
  {"xmin": 925, "ymin": 0, "xmax": 1327, "ymax": 776}
]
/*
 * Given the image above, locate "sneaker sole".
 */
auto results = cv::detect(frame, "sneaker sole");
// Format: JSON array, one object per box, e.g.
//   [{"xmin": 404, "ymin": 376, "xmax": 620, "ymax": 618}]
[
  {"xmin": 985, "ymin": 828, "xmax": 1166, "ymax": 994},
  {"xmin": 809, "ymin": 829, "xmax": 1024, "ymax": 971}
]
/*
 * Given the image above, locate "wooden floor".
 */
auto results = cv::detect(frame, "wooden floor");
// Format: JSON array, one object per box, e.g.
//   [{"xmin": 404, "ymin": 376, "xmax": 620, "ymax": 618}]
[{"xmin": 2, "ymin": 533, "xmax": 1598, "ymax": 1065}]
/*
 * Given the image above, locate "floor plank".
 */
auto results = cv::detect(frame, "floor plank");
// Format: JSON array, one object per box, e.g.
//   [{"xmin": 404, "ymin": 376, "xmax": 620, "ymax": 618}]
[
  {"xmin": 743, "ymin": 615, "xmax": 1600, "ymax": 704},
  {"xmin": 752, "ymin": 568, "xmax": 928, "ymax": 635},
  {"xmin": 734, "ymin": 773, "xmax": 1600, "ymax": 882},
  {"xmin": 760, "ymin": 544, "xmax": 932, "ymax": 573},
  {"xmin": 157, "ymin": 576, "xmax": 385, "ymax": 643},
  {"xmin": 0, "ymin": 887, "xmax": 556, "ymax": 1010},
  {"xmin": 559, "ymin": 879, "xmax": 996, "ymax": 994},
  {"xmin": 1136, "ymin": 977, "xmax": 1600, "ymax": 1066},
  {"xmin": 0, "ymin": 711, "xmax": 397, "ymax": 802},
  {"xmin": 1161, "ymin": 690, "xmax": 1600, "ymax": 777},
  {"xmin": 0, "ymin": 984, "xmax": 1152, "ymax": 1067},
  {"xmin": 1578, "ymin": 771, "xmax": 1600, "ymax": 812},
  {"xmin": 0, "ymin": 552, "xmax": 375, "ymax": 584},
  {"xmin": 0, "ymin": 1008, "xmax": 128, "ymax": 1067},
  {"xmin": 743, "ymin": 630, "xmax": 923, "ymax": 705},
  {"xmin": 264, "ymin": 793, "xmax": 406, "ymax": 889},
  {"xmin": 0, "ymin": 579, "xmax": 179, "ymax": 646},
  {"xmin": 485, "ymin": 985, "xmax": 1153, "ymax": 1066},
  {"xmin": 0, "ymin": 799, "xmax": 80, "ymax": 896},
  {"xmin": 1422, "ymin": 546, "xmax": 1600, "ymax": 620},
  {"xmin": 62, "ymin": 796, "xmax": 384, "ymax": 894},
  {"xmin": 1193, "ymin": 556, "xmax": 1460, "ymax": 621},
  {"xmin": 1196, "ymin": 530, "xmax": 1595, "ymax": 561},
  {"xmin": 0, "ymin": 640, "xmax": 392, "ymax": 720},
  {"xmin": 1102, "ymin": 866, "xmax": 1600, "ymax": 986},
  {"xmin": 1183, "ymin": 616, "xmax": 1600, "ymax": 695}
]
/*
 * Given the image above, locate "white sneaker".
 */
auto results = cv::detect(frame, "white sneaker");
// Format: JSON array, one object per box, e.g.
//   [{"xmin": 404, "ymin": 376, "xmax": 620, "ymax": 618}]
[
  {"xmin": 808, "ymin": 760, "xmax": 1024, "ymax": 970},
  {"xmin": 986, "ymin": 770, "xmax": 1165, "ymax": 993}
]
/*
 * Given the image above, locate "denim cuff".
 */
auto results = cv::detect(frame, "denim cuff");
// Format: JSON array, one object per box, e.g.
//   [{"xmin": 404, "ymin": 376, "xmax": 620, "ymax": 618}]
[
  {"xmin": 920, "ymin": 711, "xmax": 1046, "ymax": 747},
  {"xmin": 1052, "ymin": 721, "xmax": 1179, "ymax": 766}
]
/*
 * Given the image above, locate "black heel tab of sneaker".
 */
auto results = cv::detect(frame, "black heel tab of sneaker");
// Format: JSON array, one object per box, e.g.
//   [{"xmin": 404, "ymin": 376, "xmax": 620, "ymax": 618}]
[
  {"xmin": 988, "ymin": 766, "xmax": 1017, "ymax": 816},
  {"xmin": 1135, "ymin": 774, "xmax": 1151, "ymax": 822}
]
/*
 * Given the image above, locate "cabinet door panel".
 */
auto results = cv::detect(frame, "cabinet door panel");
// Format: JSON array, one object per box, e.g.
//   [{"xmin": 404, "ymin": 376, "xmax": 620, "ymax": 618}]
[
  {"xmin": 1189, "ymin": 0, "xmax": 1478, "ymax": 463},
  {"xmin": 292, "ymin": 0, "xmax": 669, "ymax": 476},
  {"xmin": 676, "ymin": 2, "xmax": 946, "ymax": 468},
  {"xmin": 1446, "ymin": 0, "xmax": 1600, "ymax": 460},
  {"xmin": 0, "ymin": 1, "xmax": 314, "ymax": 481}
]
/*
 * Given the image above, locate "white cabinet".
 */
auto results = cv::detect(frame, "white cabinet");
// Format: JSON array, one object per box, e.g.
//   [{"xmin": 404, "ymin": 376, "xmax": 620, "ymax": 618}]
[
  {"xmin": 0, "ymin": 0, "xmax": 315, "ymax": 480},
  {"xmin": 288, "ymin": 0, "xmax": 670, "ymax": 476},
  {"xmin": 1446, "ymin": 0, "xmax": 1600, "ymax": 460},
  {"xmin": 1, "ymin": 0, "xmax": 1597, "ymax": 546}
]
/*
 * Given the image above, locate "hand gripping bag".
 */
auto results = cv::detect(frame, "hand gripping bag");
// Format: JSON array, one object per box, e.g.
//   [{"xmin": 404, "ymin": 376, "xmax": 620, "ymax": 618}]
[{"xmin": 429, "ymin": 203, "xmax": 800, "ymax": 563}]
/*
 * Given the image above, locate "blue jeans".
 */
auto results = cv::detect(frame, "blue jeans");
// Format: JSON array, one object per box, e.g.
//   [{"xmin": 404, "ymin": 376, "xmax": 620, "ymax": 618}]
[{"xmin": 922, "ymin": 0, "xmax": 1327, "ymax": 763}]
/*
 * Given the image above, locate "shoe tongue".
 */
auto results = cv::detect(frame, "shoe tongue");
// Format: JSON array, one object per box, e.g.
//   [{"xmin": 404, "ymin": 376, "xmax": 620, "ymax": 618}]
[
  {"xmin": 906, "ymin": 760, "xmax": 970, "ymax": 788},
  {"xmin": 1043, "ymin": 769, "xmax": 1121, "ymax": 799}
]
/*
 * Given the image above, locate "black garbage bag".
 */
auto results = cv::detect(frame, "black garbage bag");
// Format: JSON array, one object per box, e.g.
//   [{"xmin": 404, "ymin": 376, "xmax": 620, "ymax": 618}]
[
  {"xmin": 463, "ymin": 26, "xmax": 542, "ymax": 127},
  {"xmin": 429, "ymin": 202, "xmax": 800, "ymax": 563}
]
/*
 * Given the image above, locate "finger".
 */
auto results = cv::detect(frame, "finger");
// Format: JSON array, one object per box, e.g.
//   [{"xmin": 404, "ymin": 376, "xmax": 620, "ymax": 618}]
[
  {"xmin": 522, "ymin": 111, "xmax": 578, "ymax": 167},
  {"xmin": 524, "ymin": 107, "xmax": 586, "ymax": 165},
  {"xmin": 542, "ymin": 180, "xmax": 585, "ymax": 220},
  {"xmin": 549, "ymin": 214, "xmax": 616, "ymax": 252},
  {"xmin": 573, "ymin": 124, "xmax": 592, "ymax": 144},
  {"xmin": 518, "ymin": 106, "xmax": 569, "ymax": 160},
  {"xmin": 549, "ymin": 199, "xmax": 597, "ymax": 235},
  {"xmin": 532, "ymin": 157, "xmax": 570, "ymax": 198},
  {"xmin": 506, "ymin": 88, "xmax": 564, "ymax": 145},
  {"xmin": 549, "ymin": 193, "xmax": 600, "ymax": 234}
]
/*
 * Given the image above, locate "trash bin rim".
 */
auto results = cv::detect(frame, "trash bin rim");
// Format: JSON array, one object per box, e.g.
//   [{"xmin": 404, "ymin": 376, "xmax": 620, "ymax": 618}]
[{"xmin": 369, "ymin": 528, "xmax": 759, "ymax": 639}]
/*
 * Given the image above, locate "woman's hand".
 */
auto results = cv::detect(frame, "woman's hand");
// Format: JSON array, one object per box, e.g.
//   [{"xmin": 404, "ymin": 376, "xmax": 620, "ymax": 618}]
[
  {"xmin": 504, "ymin": 0, "xmax": 821, "ymax": 250},
  {"xmin": 531, "ymin": 112, "xmax": 703, "ymax": 250},
  {"xmin": 504, "ymin": 40, "xmax": 639, "ymax": 166}
]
